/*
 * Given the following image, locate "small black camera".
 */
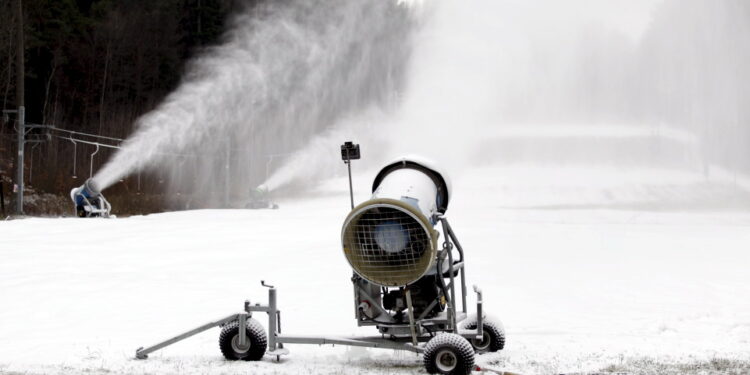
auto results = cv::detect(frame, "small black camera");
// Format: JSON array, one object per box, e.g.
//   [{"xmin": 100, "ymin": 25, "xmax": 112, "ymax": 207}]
[{"xmin": 341, "ymin": 141, "xmax": 360, "ymax": 161}]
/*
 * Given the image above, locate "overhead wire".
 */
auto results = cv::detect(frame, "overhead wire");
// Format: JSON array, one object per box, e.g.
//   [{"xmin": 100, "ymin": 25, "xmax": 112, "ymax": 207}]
[
  {"xmin": 52, "ymin": 134, "xmax": 121, "ymax": 149},
  {"xmin": 48, "ymin": 126, "xmax": 125, "ymax": 142},
  {"xmin": 51, "ymin": 134, "xmax": 216, "ymax": 158}
]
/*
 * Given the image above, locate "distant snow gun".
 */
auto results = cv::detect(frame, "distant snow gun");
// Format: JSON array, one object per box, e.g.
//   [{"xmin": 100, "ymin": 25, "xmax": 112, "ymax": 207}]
[
  {"xmin": 69, "ymin": 178, "xmax": 111, "ymax": 218},
  {"xmin": 245, "ymin": 184, "xmax": 279, "ymax": 209}
]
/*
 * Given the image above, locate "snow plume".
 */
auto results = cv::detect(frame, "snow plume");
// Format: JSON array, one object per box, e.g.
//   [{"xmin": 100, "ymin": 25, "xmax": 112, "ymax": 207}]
[
  {"xmin": 265, "ymin": 0, "xmax": 664, "ymax": 187},
  {"xmin": 261, "ymin": 108, "xmax": 391, "ymax": 192},
  {"xmin": 93, "ymin": 0, "xmax": 416, "ymax": 204},
  {"xmin": 269, "ymin": 0, "xmax": 750, "ymax": 193},
  {"xmin": 96, "ymin": 0, "xmax": 750, "ymax": 204}
]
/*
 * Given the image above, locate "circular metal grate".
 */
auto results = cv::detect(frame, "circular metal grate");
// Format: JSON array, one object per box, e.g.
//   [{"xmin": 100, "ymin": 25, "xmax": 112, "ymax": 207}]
[{"xmin": 342, "ymin": 202, "xmax": 435, "ymax": 287}]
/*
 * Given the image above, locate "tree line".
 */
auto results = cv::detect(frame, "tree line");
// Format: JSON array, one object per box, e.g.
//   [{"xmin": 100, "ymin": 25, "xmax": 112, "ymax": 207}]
[{"xmin": 0, "ymin": 0, "xmax": 242, "ymax": 211}]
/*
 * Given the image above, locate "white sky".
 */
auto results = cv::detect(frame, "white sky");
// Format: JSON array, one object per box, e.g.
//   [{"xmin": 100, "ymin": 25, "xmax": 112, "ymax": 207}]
[{"xmin": 404, "ymin": 0, "xmax": 664, "ymax": 41}]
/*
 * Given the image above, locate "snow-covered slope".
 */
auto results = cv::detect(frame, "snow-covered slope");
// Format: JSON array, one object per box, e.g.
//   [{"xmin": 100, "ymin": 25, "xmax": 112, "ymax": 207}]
[{"xmin": 1, "ymin": 165, "xmax": 749, "ymax": 374}]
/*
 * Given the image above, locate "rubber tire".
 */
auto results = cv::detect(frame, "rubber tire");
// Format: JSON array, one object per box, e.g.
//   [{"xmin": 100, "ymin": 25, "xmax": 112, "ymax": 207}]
[
  {"xmin": 423, "ymin": 333, "xmax": 475, "ymax": 375},
  {"xmin": 219, "ymin": 319, "xmax": 267, "ymax": 361},
  {"xmin": 462, "ymin": 318, "xmax": 505, "ymax": 353}
]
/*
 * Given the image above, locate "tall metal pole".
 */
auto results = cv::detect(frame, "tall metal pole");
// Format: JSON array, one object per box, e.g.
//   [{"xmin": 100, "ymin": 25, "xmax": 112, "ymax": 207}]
[
  {"xmin": 15, "ymin": 0, "xmax": 23, "ymax": 108},
  {"xmin": 14, "ymin": 0, "xmax": 24, "ymax": 215},
  {"xmin": 15, "ymin": 107, "xmax": 24, "ymax": 215},
  {"xmin": 224, "ymin": 138, "xmax": 230, "ymax": 208}
]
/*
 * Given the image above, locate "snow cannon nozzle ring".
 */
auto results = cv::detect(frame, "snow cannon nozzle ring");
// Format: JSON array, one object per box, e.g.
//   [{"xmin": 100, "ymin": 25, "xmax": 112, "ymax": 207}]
[{"xmin": 84, "ymin": 178, "xmax": 101, "ymax": 197}]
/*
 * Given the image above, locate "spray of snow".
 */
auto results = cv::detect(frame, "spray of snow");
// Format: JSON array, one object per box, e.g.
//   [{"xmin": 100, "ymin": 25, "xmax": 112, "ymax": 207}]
[
  {"xmin": 265, "ymin": 0, "xmax": 750, "ymax": 196},
  {"xmin": 93, "ymin": 0, "xmax": 415, "ymax": 204},
  {"xmin": 94, "ymin": 0, "xmax": 750, "ymax": 206},
  {"xmin": 263, "ymin": 0, "xmax": 662, "ymax": 188}
]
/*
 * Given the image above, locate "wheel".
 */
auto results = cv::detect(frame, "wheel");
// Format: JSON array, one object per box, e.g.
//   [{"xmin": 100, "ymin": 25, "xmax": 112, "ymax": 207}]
[
  {"xmin": 423, "ymin": 333, "xmax": 475, "ymax": 375},
  {"xmin": 462, "ymin": 318, "xmax": 505, "ymax": 353},
  {"xmin": 219, "ymin": 319, "xmax": 267, "ymax": 361}
]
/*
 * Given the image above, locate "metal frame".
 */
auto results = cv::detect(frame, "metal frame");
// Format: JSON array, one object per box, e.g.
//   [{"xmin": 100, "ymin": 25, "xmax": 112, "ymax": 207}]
[
  {"xmin": 75, "ymin": 193, "xmax": 112, "ymax": 217},
  {"xmin": 134, "ymin": 216, "xmax": 485, "ymax": 361},
  {"xmin": 352, "ymin": 216, "xmax": 483, "ymax": 341},
  {"xmin": 4, "ymin": 107, "xmax": 56, "ymax": 215}
]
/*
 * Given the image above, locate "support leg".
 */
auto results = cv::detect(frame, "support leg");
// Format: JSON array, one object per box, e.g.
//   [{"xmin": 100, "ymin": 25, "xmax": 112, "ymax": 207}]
[
  {"xmin": 135, "ymin": 314, "xmax": 239, "ymax": 359},
  {"xmin": 405, "ymin": 288, "xmax": 418, "ymax": 346},
  {"xmin": 238, "ymin": 313, "xmax": 247, "ymax": 347},
  {"xmin": 268, "ymin": 288, "xmax": 277, "ymax": 352}
]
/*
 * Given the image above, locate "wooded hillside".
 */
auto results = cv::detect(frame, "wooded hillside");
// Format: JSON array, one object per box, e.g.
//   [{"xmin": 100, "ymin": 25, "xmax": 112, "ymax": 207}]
[{"xmin": 0, "ymin": 0, "xmax": 242, "ymax": 213}]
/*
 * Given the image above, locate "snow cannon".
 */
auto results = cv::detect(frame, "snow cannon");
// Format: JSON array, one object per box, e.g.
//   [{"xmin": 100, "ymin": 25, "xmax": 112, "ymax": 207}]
[
  {"xmin": 342, "ymin": 156, "xmax": 451, "ymax": 287},
  {"xmin": 245, "ymin": 184, "xmax": 278, "ymax": 209},
  {"xmin": 134, "ymin": 145, "xmax": 505, "ymax": 375},
  {"xmin": 70, "ymin": 178, "xmax": 112, "ymax": 218}
]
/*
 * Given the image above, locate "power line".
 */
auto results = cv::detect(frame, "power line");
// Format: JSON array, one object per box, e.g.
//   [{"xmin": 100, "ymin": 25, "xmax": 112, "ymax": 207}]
[
  {"xmin": 53, "ymin": 135, "xmax": 121, "ymax": 149},
  {"xmin": 53, "ymin": 134, "xmax": 212, "ymax": 158},
  {"xmin": 49, "ymin": 126, "xmax": 125, "ymax": 142}
]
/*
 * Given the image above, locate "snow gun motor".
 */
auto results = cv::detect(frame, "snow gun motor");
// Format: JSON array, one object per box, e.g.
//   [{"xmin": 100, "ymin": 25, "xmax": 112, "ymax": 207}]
[{"xmin": 70, "ymin": 178, "xmax": 111, "ymax": 218}]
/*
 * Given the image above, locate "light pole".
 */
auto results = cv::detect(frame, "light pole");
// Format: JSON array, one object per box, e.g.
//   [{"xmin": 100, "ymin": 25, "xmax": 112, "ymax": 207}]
[
  {"xmin": 14, "ymin": 0, "xmax": 25, "ymax": 215},
  {"xmin": 3, "ymin": 107, "xmax": 25, "ymax": 215},
  {"xmin": 15, "ymin": 106, "xmax": 25, "ymax": 214}
]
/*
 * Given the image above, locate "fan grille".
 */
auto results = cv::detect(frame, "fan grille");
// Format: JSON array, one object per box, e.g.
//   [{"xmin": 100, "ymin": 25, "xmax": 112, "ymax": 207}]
[{"xmin": 342, "ymin": 203, "xmax": 435, "ymax": 286}]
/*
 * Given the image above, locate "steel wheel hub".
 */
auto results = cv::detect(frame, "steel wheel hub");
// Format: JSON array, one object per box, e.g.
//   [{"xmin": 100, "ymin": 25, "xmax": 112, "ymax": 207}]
[
  {"xmin": 472, "ymin": 331, "xmax": 491, "ymax": 350},
  {"xmin": 231, "ymin": 334, "xmax": 251, "ymax": 353},
  {"xmin": 436, "ymin": 349, "xmax": 458, "ymax": 372}
]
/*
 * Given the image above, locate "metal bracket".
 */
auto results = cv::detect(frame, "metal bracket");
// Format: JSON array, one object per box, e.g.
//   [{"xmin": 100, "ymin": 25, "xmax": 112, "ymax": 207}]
[
  {"xmin": 474, "ymin": 285, "xmax": 484, "ymax": 340},
  {"xmin": 238, "ymin": 314, "xmax": 248, "ymax": 348},
  {"xmin": 89, "ymin": 143, "xmax": 100, "ymax": 178},
  {"xmin": 405, "ymin": 288, "xmax": 418, "ymax": 346}
]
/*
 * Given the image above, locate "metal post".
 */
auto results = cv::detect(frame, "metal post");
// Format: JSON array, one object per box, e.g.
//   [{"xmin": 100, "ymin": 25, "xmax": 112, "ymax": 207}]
[
  {"xmin": 15, "ymin": 0, "xmax": 24, "ymax": 109},
  {"xmin": 268, "ymin": 287, "xmax": 277, "ymax": 352},
  {"xmin": 28, "ymin": 143, "xmax": 33, "ymax": 183},
  {"xmin": 346, "ymin": 157, "xmax": 354, "ymax": 209},
  {"xmin": 474, "ymin": 285, "xmax": 484, "ymax": 340},
  {"xmin": 404, "ymin": 288, "xmax": 418, "ymax": 346},
  {"xmin": 224, "ymin": 138, "xmax": 230, "ymax": 207},
  {"xmin": 14, "ymin": 0, "xmax": 24, "ymax": 215},
  {"xmin": 439, "ymin": 217, "xmax": 459, "ymax": 332},
  {"xmin": 69, "ymin": 136, "xmax": 77, "ymax": 178},
  {"xmin": 238, "ymin": 313, "xmax": 247, "ymax": 347},
  {"xmin": 446, "ymin": 242, "xmax": 457, "ymax": 331},
  {"xmin": 0, "ymin": 180, "xmax": 5, "ymax": 216},
  {"xmin": 15, "ymin": 106, "xmax": 24, "ymax": 215},
  {"xmin": 443, "ymin": 218, "xmax": 468, "ymax": 314},
  {"xmin": 89, "ymin": 143, "xmax": 99, "ymax": 178}
]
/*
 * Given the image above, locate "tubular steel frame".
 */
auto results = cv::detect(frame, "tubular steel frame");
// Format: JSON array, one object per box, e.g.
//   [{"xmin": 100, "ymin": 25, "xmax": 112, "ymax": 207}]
[{"xmin": 134, "ymin": 217, "xmax": 485, "ymax": 361}]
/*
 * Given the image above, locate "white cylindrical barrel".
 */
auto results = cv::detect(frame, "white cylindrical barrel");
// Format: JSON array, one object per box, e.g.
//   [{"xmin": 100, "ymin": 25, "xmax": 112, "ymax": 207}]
[
  {"xmin": 341, "ymin": 157, "xmax": 450, "ymax": 287},
  {"xmin": 371, "ymin": 168, "xmax": 439, "ymax": 225}
]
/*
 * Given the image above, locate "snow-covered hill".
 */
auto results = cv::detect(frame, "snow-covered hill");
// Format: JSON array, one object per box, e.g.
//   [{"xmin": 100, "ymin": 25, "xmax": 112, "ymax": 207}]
[{"xmin": 1, "ymin": 165, "xmax": 749, "ymax": 374}]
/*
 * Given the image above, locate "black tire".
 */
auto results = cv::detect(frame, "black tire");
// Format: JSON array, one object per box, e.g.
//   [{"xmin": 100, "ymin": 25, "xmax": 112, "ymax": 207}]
[
  {"xmin": 423, "ymin": 333, "xmax": 475, "ymax": 375},
  {"xmin": 462, "ymin": 318, "xmax": 505, "ymax": 353},
  {"xmin": 219, "ymin": 319, "xmax": 267, "ymax": 361}
]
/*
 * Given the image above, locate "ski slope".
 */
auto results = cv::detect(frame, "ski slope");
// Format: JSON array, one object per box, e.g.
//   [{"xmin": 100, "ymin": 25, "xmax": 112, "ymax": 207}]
[{"xmin": 2, "ymin": 165, "xmax": 750, "ymax": 374}]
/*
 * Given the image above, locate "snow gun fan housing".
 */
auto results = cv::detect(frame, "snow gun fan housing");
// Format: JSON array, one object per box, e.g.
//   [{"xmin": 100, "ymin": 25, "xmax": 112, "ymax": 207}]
[
  {"xmin": 70, "ymin": 178, "xmax": 112, "ymax": 218},
  {"xmin": 341, "ymin": 156, "xmax": 451, "ymax": 287}
]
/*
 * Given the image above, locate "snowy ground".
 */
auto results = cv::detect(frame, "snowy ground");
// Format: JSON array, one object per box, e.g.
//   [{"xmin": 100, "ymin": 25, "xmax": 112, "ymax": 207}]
[{"xmin": 2, "ymin": 164, "xmax": 750, "ymax": 374}]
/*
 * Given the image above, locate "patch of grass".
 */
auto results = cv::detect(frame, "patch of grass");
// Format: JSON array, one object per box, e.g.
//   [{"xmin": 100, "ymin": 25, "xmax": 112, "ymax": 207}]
[{"xmin": 596, "ymin": 356, "xmax": 750, "ymax": 375}]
